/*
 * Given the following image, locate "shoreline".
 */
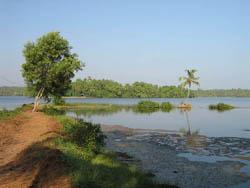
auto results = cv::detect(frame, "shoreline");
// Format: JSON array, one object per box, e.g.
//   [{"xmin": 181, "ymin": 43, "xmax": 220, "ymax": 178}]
[{"xmin": 102, "ymin": 124, "xmax": 250, "ymax": 188}]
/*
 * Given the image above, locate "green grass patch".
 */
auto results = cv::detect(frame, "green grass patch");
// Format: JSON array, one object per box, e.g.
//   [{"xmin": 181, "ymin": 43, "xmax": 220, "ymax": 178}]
[
  {"xmin": 0, "ymin": 104, "xmax": 31, "ymax": 120},
  {"xmin": 46, "ymin": 109, "xmax": 177, "ymax": 188},
  {"xmin": 209, "ymin": 103, "xmax": 235, "ymax": 111},
  {"xmin": 54, "ymin": 137, "xmax": 177, "ymax": 188}
]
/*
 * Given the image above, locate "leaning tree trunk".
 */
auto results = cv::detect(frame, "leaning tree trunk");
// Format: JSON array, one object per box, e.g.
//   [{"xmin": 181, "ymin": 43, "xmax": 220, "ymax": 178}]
[{"xmin": 32, "ymin": 88, "xmax": 44, "ymax": 112}]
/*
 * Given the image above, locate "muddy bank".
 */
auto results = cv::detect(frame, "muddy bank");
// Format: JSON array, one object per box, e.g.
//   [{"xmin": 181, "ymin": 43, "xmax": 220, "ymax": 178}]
[{"xmin": 102, "ymin": 125, "xmax": 250, "ymax": 188}]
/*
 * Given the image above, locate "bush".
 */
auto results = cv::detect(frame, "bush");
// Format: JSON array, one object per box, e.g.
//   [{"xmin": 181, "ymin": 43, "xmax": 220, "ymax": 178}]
[
  {"xmin": 161, "ymin": 102, "xmax": 173, "ymax": 112},
  {"xmin": 137, "ymin": 101, "xmax": 160, "ymax": 110},
  {"xmin": 67, "ymin": 120, "xmax": 106, "ymax": 153},
  {"xmin": 209, "ymin": 103, "xmax": 234, "ymax": 111},
  {"xmin": 135, "ymin": 101, "xmax": 160, "ymax": 113},
  {"xmin": 52, "ymin": 96, "xmax": 65, "ymax": 105}
]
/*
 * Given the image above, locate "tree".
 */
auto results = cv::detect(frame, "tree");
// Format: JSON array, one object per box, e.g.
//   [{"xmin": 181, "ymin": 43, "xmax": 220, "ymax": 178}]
[
  {"xmin": 22, "ymin": 32, "xmax": 83, "ymax": 111},
  {"xmin": 179, "ymin": 69, "xmax": 200, "ymax": 99}
]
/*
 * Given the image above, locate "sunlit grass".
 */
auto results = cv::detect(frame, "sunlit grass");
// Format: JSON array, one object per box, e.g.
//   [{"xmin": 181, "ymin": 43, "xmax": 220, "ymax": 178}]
[
  {"xmin": 0, "ymin": 104, "xmax": 31, "ymax": 120},
  {"xmin": 49, "ymin": 112, "xmax": 177, "ymax": 188}
]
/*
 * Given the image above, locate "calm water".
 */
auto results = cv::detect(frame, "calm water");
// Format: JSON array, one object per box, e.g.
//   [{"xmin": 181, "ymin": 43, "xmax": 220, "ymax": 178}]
[
  {"xmin": 68, "ymin": 107, "xmax": 250, "ymax": 138},
  {"xmin": 1, "ymin": 96, "xmax": 250, "ymax": 138}
]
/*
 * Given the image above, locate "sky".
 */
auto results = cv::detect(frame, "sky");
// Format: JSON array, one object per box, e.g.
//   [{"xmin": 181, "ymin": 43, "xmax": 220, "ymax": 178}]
[{"xmin": 0, "ymin": 0, "xmax": 249, "ymax": 89}]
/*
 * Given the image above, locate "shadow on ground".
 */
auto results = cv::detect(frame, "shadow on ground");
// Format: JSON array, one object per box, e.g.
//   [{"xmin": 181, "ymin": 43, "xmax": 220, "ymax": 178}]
[{"xmin": 0, "ymin": 138, "xmax": 70, "ymax": 188}]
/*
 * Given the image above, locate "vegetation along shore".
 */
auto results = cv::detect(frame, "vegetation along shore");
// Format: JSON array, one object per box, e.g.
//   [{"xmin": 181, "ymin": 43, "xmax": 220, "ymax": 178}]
[
  {"xmin": 0, "ymin": 105, "xmax": 177, "ymax": 188},
  {"xmin": 2, "ymin": 85, "xmax": 250, "ymax": 98}
]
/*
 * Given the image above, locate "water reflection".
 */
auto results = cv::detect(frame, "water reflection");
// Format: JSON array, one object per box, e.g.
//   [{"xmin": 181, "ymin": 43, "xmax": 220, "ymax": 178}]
[
  {"xmin": 66, "ymin": 105, "xmax": 250, "ymax": 138},
  {"xmin": 68, "ymin": 107, "xmax": 124, "ymax": 117},
  {"xmin": 132, "ymin": 107, "xmax": 172, "ymax": 114},
  {"xmin": 68, "ymin": 105, "xmax": 173, "ymax": 117},
  {"xmin": 178, "ymin": 108, "xmax": 207, "ymax": 148},
  {"xmin": 179, "ymin": 108, "xmax": 192, "ymax": 136}
]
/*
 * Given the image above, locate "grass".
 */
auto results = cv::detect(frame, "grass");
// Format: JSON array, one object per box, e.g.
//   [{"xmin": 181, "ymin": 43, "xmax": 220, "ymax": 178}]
[
  {"xmin": 43, "ymin": 106, "xmax": 177, "ymax": 188},
  {"xmin": 0, "ymin": 104, "xmax": 31, "ymax": 120},
  {"xmin": 53, "ymin": 138, "xmax": 158, "ymax": 188},
  {"xmin": 209, "ymin": 103, "xmax": 235, "ymax": 111}
]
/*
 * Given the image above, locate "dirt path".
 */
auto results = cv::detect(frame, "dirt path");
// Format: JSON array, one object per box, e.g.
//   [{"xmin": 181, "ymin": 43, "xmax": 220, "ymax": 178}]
[{"xmin": 0, "ymin": 111, "xmax": 71, "ymax": 188}]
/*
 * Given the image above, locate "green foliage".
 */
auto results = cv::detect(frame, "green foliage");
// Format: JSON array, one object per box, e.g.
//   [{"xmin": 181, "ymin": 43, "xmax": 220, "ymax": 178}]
[
  {"xmin": 52, "ymin": 96, "xmax": 65, "ymax": 105},
  {"xmin": 209, "ymin": 103, "xmax": 235, "ymax": 111},
  {"xmin": 53, "ymin": 114, "xmax": 106, "ymax": 153},
  {"xmin": 67, "ymin": 77, "xmax": 190, "ymax": 98},
  {"xmin": 134, "ymin": 101, "xmax": 175, "ymax": 113},
  {"xmin": 135, "ymin": 101, "xmax": 160, "ymax": 113},
  {"xmin": 21, "ymin": 32, "xmax": 83, "ymax": 101},
  {"xmin": 3, "ymin": 86, "xmax": 250, "ymax": 98},
  {"xmin": 67, "ymin": 120, "xmax": 106, "ymax": 153},
  {"xmin": 194, "ymin": 89, "xmax": 250, "ymax": 97},
  {"xmin": 47, "ymin": 110, "xmax": 177, "ymax": 188},
  {"xmin": 137, "ymin": 101, "xmax": 160, "ymax": 110},
  {"xmin": 0, "ymin": 108, "xmax": 21, "ymax": 119},
  {"xmin": 69, "ymin": 78, "xmax": 123, "ymax": 98},
  {"xmin": 179, "ymin": 69, "xmax": 199, "ymax": 98},
  {"xmin": 124, "ymin": 82, "xmax": 159, "ymax": 98},
  {"xmin": 54, "ymin": 137, "xmax": 177, "ymax": 188},
  {"xmin": 0, "ymin": 104, "xmax": 31, "ymax": 119},
  {"xmin": 161, "ymin": 102, "xmax": 173, "ymax": 112}
]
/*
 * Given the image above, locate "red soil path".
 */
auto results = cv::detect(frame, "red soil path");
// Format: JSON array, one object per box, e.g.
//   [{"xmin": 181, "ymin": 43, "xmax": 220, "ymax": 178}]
[{"xmin": 0, "ymin": 111, "xmax": 71, "ymax": 188}]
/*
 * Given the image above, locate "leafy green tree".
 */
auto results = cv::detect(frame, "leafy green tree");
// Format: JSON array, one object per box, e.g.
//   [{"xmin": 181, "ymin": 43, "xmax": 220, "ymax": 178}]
[
  {"xmin": 22, "ymin": 32, "xmax": 83, "ymax": 111},
  {"xmin": 179, "ymin": 69, "xmax": 200, "ymax": 99},
  {"xmin": 69, "ymin": 79, "xmax": 191, "ymax": 98}
]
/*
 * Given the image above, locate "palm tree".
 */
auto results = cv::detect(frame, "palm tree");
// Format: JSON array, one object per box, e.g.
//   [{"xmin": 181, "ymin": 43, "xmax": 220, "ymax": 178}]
[{"xmin": 179, "ymin": 69, "xmax": 200, "ymax": 99}]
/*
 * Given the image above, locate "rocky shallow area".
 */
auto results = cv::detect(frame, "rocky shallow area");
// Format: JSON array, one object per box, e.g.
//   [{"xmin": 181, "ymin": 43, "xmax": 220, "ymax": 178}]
[{"xmin": 102, "ymin": 125, "xmax": 250, "ymax": 188}]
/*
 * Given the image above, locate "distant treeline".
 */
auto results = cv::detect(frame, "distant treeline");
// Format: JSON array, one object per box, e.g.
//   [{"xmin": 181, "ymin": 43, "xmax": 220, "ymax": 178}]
[
  {"xmin": 67, "ymin": 78, "xmax": 190, "ymax": 98},
  {"xmin": 1, "ymin": 79, "xmax": 250, "ymax": 98},
  {"xmin": 194, "ymin": 89, "xmax": 250, "ymax": 97},
  {"xmin": 0, "ymin": 87, "xmax": 26, "ymax": 96}
]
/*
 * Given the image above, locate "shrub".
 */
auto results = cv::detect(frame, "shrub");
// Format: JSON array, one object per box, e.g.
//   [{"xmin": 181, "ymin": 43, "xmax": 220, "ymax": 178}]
[
  {"xmin": 135, "ymin": 101, "xmax": 160, "ymax": 113},
  {"xmin": 52, "ymin": 96, "xmax": 66, "ymax": 105},
  {"xmin": 161, "ymin": 102, "xmax": 173, "ymax": 112},
  {"xmin": 209, "ymin": 103, "xmax": 234, "ymax": 111},
  {"xmin": 67, "ymin": 120, "xmax": 106, "ymax": 153},
  {"xmin": 137, "ymin": 101, "xmax": 160, "ymax": 110}
]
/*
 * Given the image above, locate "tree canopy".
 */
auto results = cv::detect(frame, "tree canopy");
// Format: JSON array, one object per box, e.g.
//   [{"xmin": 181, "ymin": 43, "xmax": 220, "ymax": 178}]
[
  {"xmin": 179, "ymin": 69, "xmax": 200, "ymax": 98},
  {"xmin": 67, "ymin": 78, "xmax": 191, "ymax": 98},
  {"xmin": 22, "ymin": 32, "xmax": 83, "ymax": 110}
]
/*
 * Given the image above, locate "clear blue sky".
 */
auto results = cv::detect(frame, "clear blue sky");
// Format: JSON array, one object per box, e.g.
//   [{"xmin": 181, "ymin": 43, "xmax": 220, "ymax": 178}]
[{"xmin": 0, "ymin": 0, "xmax": 249, "ymax": 89}]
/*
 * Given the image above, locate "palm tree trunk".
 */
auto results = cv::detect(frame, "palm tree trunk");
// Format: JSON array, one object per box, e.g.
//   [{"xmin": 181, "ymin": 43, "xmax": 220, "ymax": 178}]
[
  {"xmin": 187, "ymin": 87, "xmax": 190, "ymax": 99},
  {"xmin": 185, "ymin": 111, "xmax": 191, "ymax": 135}
]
